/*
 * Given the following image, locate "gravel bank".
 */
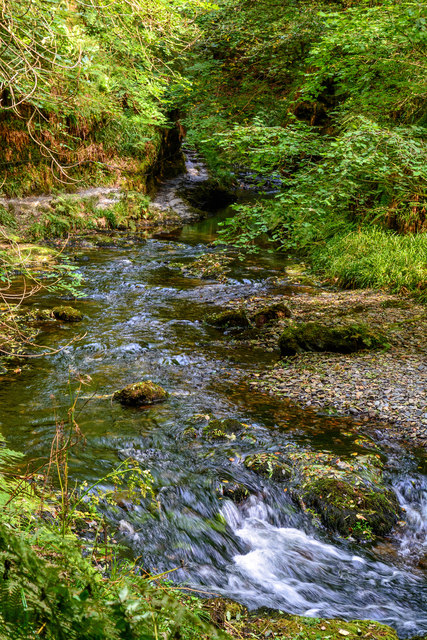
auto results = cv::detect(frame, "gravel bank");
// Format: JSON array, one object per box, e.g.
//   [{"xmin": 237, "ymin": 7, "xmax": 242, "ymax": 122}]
[{"xmin": 229, "ymin": 288, "xmax": 427, "ymax": 448}]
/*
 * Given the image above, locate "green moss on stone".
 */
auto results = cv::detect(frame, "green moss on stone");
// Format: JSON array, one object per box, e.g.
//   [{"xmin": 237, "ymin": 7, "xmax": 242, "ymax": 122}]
[
  {"xmin": 113, "ymin": 381, "xmax": 168, "ymax": 407},
  {"xmin": 200, "ymin": 598, "xmax": 399, "ymax": 640},
  {"xmin": 205, "ymin": 309, "xmax": 249, "ymax": 329},
  {"xmin": 302, "ymin": 477, "xmax": 399, "ymax": 539},
  {"xmin": 245, "ymin": 452, "xmax": 292, "ymax": 482},
  {"xmin": 279, "ymin": 322, "xmax": 388, "ymax": 356},
  {"xmin": 202, "ymin": 417, "xmax": 244, "ymax": 441},
  {"xmin": 52, "ymin": 306, "xmax": 83, "ymax": 322},
  {"xmin": 217, "ymin": 480, "xmax": 250, "ymax": 503}
]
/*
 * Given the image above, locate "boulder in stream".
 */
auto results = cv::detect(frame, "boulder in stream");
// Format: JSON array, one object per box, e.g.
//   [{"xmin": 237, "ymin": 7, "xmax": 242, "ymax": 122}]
[
  {"xmin": 205, "ymin": 309, "xmax": 249, "ymax": 329},
  {"xmin": 302, "ymin": 477, "xmax": 400, "ymax": 539},
  {"xmin": 113, "ymin": 380, "xmax": 168, "ymax": 407},
  {"xmin": 244, "ymin": 452, "xmax": 292, "ymax": 482},
  {"xmin": 279, "ymin": 322, "xmax": 388, "ymax": 356},
  {"xmin": 52, "ymin": 306, "xmax": 83, "ymax": 322},
  {"xmin": 203, "ymin": 417, "xmax": 246, "ymax": 441}
]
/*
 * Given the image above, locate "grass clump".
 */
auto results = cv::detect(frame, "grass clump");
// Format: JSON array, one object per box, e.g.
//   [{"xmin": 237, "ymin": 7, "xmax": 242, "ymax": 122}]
[{"xmin": 312, "ymin": 228, "xmax": 427, "ymax": 301}]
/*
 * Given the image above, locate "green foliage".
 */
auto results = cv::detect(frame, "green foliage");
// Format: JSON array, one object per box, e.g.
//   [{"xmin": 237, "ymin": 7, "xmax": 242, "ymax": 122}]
[
  {"xmin": 180, "ymin": 0, "xmax": 427, "ymax": 298},
  {"xmin": 0, "ymin": 0, "xmax": 204, "ymax": 194},
  {"xmin": 0, "ymin": 520, "xmax": 229, "ymax": 640},
  {"xmin": 312, "ymin": 228, "xmax": 427, "ymax": 300}
]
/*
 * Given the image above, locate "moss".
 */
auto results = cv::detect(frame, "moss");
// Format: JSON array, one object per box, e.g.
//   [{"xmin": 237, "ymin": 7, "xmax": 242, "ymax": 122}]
[
  {"xmin": 200, "ymin": 598, "xmax": 399, "ymax": 640},
  {"xmin": 205, "ymin": 309, "xmax": 249, "ymax": 329},
  {"xmin": 302, "ymin": 477, "xmax": 399, "ymax": 539},
  {"xmin": 202, "ymin": 417, "xmax": 245, "ymax": 441},
  {"xmin": 52, "ymin": 306, "xmax": 83, "ymax": 322},
  {"xmin": 113, "ymin": 381, "xmax": 168, "ymax": 407},
  {"xmin": 178, "ymin": 253, "xmax": 233, "ymax": 282},
  {"xmin": 279, "ymin": 322, "xmax": 388, "ymax": 356},
  {"xmin": 244, "ymin": 452, "xmax": 292, "ymax": 482},
  {"xmin": 217, "ymin": 480, "xmax": 250, "ymax": 503},
  {"xmin": 251, "ymin": 302, "xmax": 292, "ymax": 328}
]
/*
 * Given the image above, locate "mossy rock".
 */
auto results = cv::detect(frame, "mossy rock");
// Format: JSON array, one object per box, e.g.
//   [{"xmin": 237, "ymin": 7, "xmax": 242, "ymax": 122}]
[
  {"xmin": 302, "ymin": 477, "xmax": 399, "ymax": 539},
  {"xmin": 279, "ymin": 322, "xmax": 388, "ymax": 356},
  {"xmin": 205, "ymin": 309, "xmax": 249, "ymax": 329},
  {"xmin": 52, "ymin": 306, "xmax": 83, "ymax": 322},
  {"xmin": 251, "ymin": 302, "xmax": 291, "ymax": 328},
  {"xmin": 217, "ymin": 481, "xmax": 250, "ymax": 504},
  {"xmin": 244, "ymin": 452, "xmax": 292, "ymax": 482},
  {"xmin": 202, "ymin": 417, "xmax": 245, "ymax": 441},
  {"xmin": 113, "ymin": 381, "xmax": 168, "ymax": 407},
  {"xmin": 200, "ymin": 598, "xmax": 399, "ymax": 640}
]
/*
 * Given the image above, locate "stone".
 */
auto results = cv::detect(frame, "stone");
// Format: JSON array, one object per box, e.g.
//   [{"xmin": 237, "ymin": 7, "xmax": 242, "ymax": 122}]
[
  {"xmin": 244, "ymin": 453, "xmax": 292, "ymax": 482},
  {"xmin": 279, "ymin": 322, "xmax": 388, "ymax": 356},
  {"xmin": 52, "ymin": 306, "xmax": 83, "ymax": 322},
  {"xmin": 113, "ymin": 381, "xmax": 168, "ymax": 407},
  {"xmin": 302, "ymin": 477, "xmax": 400, "ymax": 539},
  {"xmin": 205, "ymin": 309, "xmax": 249, "ymax": 329}
]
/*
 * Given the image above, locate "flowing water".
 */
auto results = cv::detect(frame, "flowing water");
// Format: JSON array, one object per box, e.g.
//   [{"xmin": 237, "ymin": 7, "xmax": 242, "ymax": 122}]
[{"xmin": 0, "ymin": 165, "xmax": 426, "ymax": 637}]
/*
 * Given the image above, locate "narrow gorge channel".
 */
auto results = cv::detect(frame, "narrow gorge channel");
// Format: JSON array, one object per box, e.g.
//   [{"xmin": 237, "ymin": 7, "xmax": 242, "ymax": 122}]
[{"xmin": 0, "ymin": 161, "xmax": 426, "ymax": 638}]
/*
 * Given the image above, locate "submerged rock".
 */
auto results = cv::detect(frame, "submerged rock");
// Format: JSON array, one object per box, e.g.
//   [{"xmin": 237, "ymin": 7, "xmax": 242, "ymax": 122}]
[
  {"xmin": 113, "ymin": 381, "xmax": 168, "ymax": 407},
  {"xmin": 205, "ymin": 309, "xmax": 249, "ymax": 329},
  {"xmin": 52, "ymin": 306, "xmax": 83, "ymax": 322},
  {"xmin": 202, "ymin": 417, "xmax": 245, "ymax": 441},
  {"xmin": 217, "ymin": 480, "xmax": 250, "ymax": 504},
  {"xmin": 302, "ymin": 477, "xmax": 399, "ymax": 539},
  {"xmin": 251, "ymin": 302, "xmax": 291, "ymax": 328},
  {"xmin": 279, "ymin": 322, "xmax": 387, "ymax": 356},
  {"xmin": 244, "ymin": 452, "xmax": 292, "ymax": 482}
]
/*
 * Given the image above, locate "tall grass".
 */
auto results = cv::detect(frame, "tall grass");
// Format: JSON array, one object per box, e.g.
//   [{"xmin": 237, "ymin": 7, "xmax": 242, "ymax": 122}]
[{"xmin": 312, "ymin": 228, "xmax": 427, "ymax": 301}]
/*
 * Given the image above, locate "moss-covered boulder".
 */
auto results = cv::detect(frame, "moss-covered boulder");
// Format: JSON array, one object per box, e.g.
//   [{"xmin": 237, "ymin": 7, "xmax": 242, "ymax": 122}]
[
  {"xmin": 217, "ymin": 480, "xmax": 250, "ymax": 504},
  {"xmin": 244, "ymin": 452, "xmax": 292, "ymax": 482},
  {"xmin": 200, "ymin": 599, "xmax": 399, "ymax": 640},
  {"xmin": 302, "ymin": 477, "xmax": 399, "ymax": 539},
  {"xmin": 52, "ymin": 306, "xmax": 83, "ymax": 322},
  {"xmin": 279, "ymin": 322, "xmax": 387, "ymax": 356},
  {"xmin": 205, "ymin": 309, "xmax": 249, "ymax": 329},
  {"xmin": 251, "ymin": 302, "xmax": 291, "ymax": 328},
  {"xmin": 202, "ymin": 417, "xmax": 245, "ymax": 441},
  {"xmin": 113, "ymin": 381, "xmax": 168, "ymax": 407}
]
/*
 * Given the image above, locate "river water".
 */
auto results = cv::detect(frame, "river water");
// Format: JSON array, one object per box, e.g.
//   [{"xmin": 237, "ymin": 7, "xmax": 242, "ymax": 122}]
[{"xmin": 0, "ymin": 170, "xmax": 426, "ymax": 637}]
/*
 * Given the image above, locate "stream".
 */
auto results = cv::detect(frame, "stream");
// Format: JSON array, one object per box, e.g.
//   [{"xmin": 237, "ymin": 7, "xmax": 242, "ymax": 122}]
[{"xmin": 0, "ymin": 162, "xmax": 426, "ymax": 637}]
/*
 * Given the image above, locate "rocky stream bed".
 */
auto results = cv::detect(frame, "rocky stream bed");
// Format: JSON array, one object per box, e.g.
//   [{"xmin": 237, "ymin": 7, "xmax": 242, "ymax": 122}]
[{"xmin": 0, "ymin": 157, "xmax": 426, "ymax": 638}]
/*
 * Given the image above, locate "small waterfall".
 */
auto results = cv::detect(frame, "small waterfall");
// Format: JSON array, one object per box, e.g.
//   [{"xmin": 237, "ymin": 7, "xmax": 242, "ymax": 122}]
[
  {"xmin": 393, "ymin": 474, "xmax": 427, "ymax": 568},
  {"xmin": 217, "ymin": 493, "xmax": 427, "ymax": 638}
]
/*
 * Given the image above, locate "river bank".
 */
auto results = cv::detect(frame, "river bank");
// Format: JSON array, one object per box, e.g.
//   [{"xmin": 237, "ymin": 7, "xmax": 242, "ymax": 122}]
[{"xmin": 216, "ymin": 284, "xmax": 427, "ymax": 450}]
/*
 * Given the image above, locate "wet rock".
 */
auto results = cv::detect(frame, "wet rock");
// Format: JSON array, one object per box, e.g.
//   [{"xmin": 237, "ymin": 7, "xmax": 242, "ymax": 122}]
[
  {"xmin": 244, "ymin": 452, "xmax": 292, "ymax": 482},
  {"xmin": 34, "ymin": 309, "xmax": 55, "ymax": 321},
  {"xmin": 279, "ymin": 322, "xmax": 388, "ymax": 356},
  {"xmin": 251, "ymin": 302, "xmax": 291, "ymax": 328},
  {"xmin": 217, "ymin": 481, "xmax": 250, "ymax": 503},
  {"xmin": 113, "ymin": 380, "xmax": 168, "ymax": 407},
  {"xmin": 205, "ymin": 309, "xmax": 249, "ymax": 329},
  {"xmin": 52, "ymin": 306, "xmax": 83, "ymax": 322},
  {"xmin": 202, "ymin": 417, "xmax": 244, "ymax": 440},
  {"xmin": 201, "ymin": 598, "xmax": 399, "ymax": 640},
  {"xmin": 178, "ymin": 252, "xmax": 233, "ymax": 282},
  {"xmin": 302, "ymin": 477, "xmax": 400, "ymax": 539}
]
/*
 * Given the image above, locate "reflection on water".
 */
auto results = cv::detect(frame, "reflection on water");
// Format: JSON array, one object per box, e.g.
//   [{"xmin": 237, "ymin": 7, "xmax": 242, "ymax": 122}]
[{"xmin": 0, "ymin": 206, "xmax": 426, "ymax": 638}]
